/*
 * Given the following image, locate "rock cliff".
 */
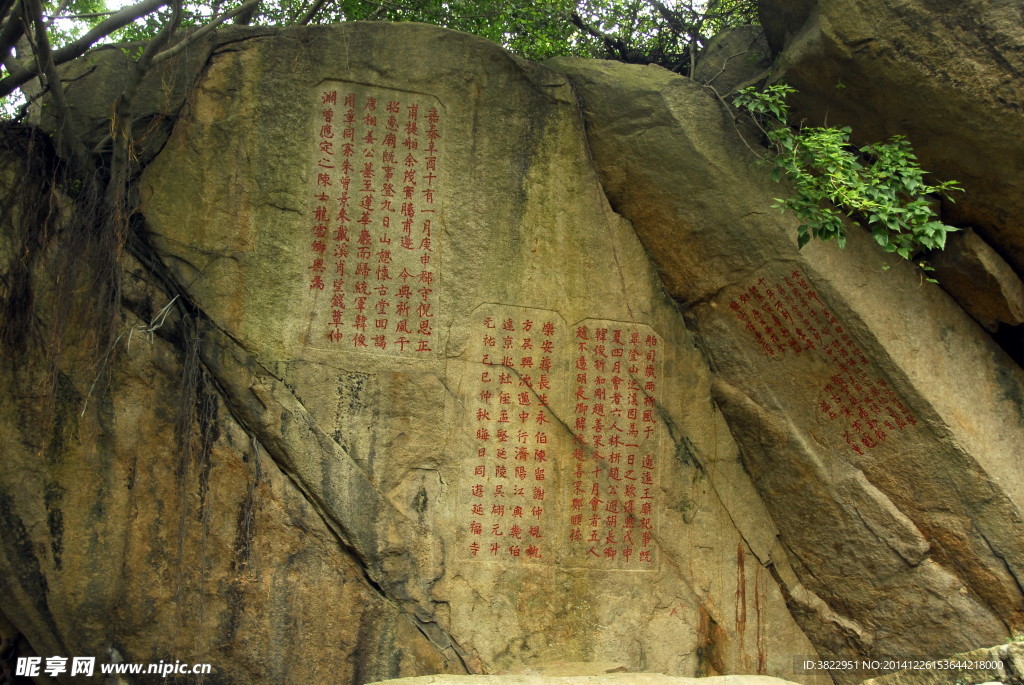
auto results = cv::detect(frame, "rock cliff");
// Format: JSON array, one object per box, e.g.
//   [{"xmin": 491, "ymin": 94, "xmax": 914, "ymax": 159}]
[{"xmin": 0, "ymin": 6, "xmax": 1022, "ymax": 685}]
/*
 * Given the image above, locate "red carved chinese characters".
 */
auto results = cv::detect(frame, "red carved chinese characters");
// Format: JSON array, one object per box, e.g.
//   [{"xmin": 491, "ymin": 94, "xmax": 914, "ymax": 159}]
[
  {"xmin": 466, "ymin": 313, "xmax": 556, "ymax": 561},
  {"xmin": 568, "ymin": 323, "xmax": 659, "ymax": 565},
  {"xmin": 729, "ymin": 270, "xmax": 917, "ymax": 454},
  {"xmin": 309, "ymin": 86, "xmax": 441, "ymax": 354}
]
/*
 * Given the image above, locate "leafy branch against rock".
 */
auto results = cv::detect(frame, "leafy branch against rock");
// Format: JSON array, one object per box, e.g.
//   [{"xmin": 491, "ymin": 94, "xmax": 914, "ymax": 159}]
[{"xmin": 732, "ymin": 83, "xmax": 963, "ymax": 261}]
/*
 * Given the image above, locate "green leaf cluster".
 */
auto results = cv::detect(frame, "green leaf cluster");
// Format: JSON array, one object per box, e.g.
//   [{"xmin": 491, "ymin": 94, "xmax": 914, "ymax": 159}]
[{"xmin": 733, "ymin": 84, "xmax": 962, "ymax": 259}]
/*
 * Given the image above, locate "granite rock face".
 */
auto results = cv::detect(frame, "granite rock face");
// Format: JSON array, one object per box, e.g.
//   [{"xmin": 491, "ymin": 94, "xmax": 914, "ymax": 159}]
[
  {"xmin": 0, "ymin": 14, "xmax": 1022, "ymax": 685},
  {"xmin": 548, "ymin": 56, "xmax": 1024, "ymax": 671},
  {"xmin": 862, "ymin": 641, "xmax": 1024, "ymax": 685},
  {"xmin": 693, "ymin": 25, "xmax": 772, "ymax": 94},
  {"xmin": 2, "ymin": 23, "xmax": 815, "ymax": 684}
]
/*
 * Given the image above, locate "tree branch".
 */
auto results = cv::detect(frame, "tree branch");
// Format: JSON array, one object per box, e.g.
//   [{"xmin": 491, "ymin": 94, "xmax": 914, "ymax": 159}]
[
  {"xmin": 43, "ymin": 9, "xmax": 121, "ymax": 19},
  {"xmin": 0, "ymin": 0, "xmax": 167, "ymax": 99},
  {"xmin": 24, "ymin": 0, "xmax": 91, "ymax": 174},
  {"xmin": 151, "ymin": 0, "xmax": 259, "ymax": 64},
  {"xmin": 0, "ymin": 0, "xmax": 26, "ymax": 67},
  {"xmin": 642, "ymin": 0, "xmax": 706, "ymax": 74},
  {"xmin": 0, "ymin": 0, "xmax": 17, "ymax": 33},
  {"xmin": 43, "ymin": 0, "xmax": 73, "ymax": 27},
  {"xmin": 570, "ymin": 11, "xmax": 630, "ymax": 61},
  {"xmin": 297, "ymin": 0, "xmax": 330, "ymax": 26},
  {"xmin": 106, "ymin": 0, "xmax": 182, "ymax": 204}
]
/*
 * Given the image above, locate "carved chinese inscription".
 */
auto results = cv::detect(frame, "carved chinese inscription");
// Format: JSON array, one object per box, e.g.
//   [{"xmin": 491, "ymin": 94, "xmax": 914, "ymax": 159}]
[
  {"xmin": 307, "ymin": 83, "xmax": 441, "ymax": 354},
  {"xmin": 567, "ymin": 322, "xmax": 661, "ymax": 567},
  {"xmin": 458, "ymin": 309, "xmax": 662, "ymax": 569},
  {"xmin": 729, "ymin": 270, "xmax": 917, "ymax": 454},
  {"xmin": 463, "ymin": 308, "xmax": 561, "ymax": 562}
]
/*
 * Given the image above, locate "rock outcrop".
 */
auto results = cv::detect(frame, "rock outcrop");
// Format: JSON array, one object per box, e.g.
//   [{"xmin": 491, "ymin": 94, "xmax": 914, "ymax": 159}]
[
  {"xmin": 863, "ymin": 641, "xmax": 1024, "ymax": 685},
  {"xmin": 0, "ymin": 8, "xmax": 1022, "ymax": 685},
  {"xmin": 548, "ymin": 55, "xmax": 1024, "ymax": 667},
  {"xmin": 757, "ymin": 0, "xmax": 1024, "ymax": 281},
  {"xmin": 693, "ymin": 25, "xmax": 772, "ymax": 94},
  {"xmin": 930, "ymin": 229, "xmax": 1024, "ymax": 332},
  {"xmin": 2, "ymin": 22, "xmax": 816, "ymax": 684}
]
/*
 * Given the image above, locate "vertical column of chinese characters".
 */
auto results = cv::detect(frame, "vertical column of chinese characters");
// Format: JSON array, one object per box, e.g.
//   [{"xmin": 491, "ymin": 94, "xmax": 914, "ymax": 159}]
[
  {"xmin": 350, "ymin": 93, "xmax": 379, "ymax": 350},
  {"xmin": 632, "ymin": 329, "xmax": 659, "ymax": 564},
  {"xmin": 467, "ymin": 315, "xmax": 554, "ymax": 561},
  {"xmin": 747, "ymin": 281, "xmax": 788, "ymax": 356},
  {"xmin": 569, "ymin": 325, "xmax": 658, "ymax": 567},
  {"xmin": 310, "ymin": 89, "xmax": 339, "ymax": 331},
  {"xmin": 388, "ymin": 102, "xmax": 440, "ymax": 354},
  {"xmin": 751, "ymin": 279, "xmax": 804, "ymax": 355},
  {"xmin": 777, "ymin": 274, "xmax": 819, "ymax": 353},
  {"xmin": 727, "ymin": 292, "xmax": 774, "ymax": 357},
  {"xmin": 568, "ymin": 325, "xmax": 592, "ymax": 559},
  {"xmin": 311, "ymin": 89, "xmax": 357, "ymax": 343}
]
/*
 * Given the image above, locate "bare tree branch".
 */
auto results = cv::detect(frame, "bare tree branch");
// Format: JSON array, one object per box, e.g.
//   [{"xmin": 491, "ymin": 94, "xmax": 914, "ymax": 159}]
[
  {"xmin": 0, "ymin": 0, "xmax": 167, "ymax": 99},
  {"xmin": 0, "ymin": 0, "xmax": 17, "ymax": 32},
  {"xmin": 44, "ymin": 9, "xmax": 121, "ymax": 19},
  {"xmin": 297, "ymin": 0, "xmax": 330, "ymax": 26},
  {"xmin": 643, "ymin": 0, "xmax": 712, "ymax": 76},
  {"xmin": 43, "ymin": 0, "xmax": 74, "ymax": 27},
  {"xmin": 106, "ymin": 0, "xmax": 182, "ymax": 205},
  {"xmin": 151, "ymin": 0, "xmax": 259, "ymax": 64},
  {"xmin": 646, "ymin": 0, "xmax": 697, "ymax": 36},
  {"xmin": 570, "ymin": 11, "xmax": 631, "ymax": 61}
]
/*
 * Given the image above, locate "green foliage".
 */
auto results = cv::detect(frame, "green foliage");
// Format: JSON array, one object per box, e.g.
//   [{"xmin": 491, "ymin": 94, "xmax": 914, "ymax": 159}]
[
  {"xmin": 733, "ymin": 83, "xmax": 962, "ymax": 261},
  {"xmin": 1, "ymin": 0, "xmax": 762, "ymax": 118},
  {"xmin": 45, "ymin": 0, "xmax": 106, "ymax": 44},
  {"xmin": 565, "ymin": 0, "xmax": 758, "ymax": 68},
  {"xmin": 99, "ymin": 0, "xmax": 756, "ymax": 68}
]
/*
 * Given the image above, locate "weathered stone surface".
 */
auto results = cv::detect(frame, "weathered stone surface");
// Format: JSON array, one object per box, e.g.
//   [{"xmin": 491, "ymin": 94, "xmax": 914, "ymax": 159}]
[
  {"xmin": 862, "ymin": 641, "xmax": 1024, "ymax": 685},
  {"xmin": 548, "ymin": 56, "xmax": 1024, "ymax": 674},
  {"xmin": 1, "ymin": 22, "xmax": 823, "ymax": 684},
  {"xmin": 757, "ymin": 0, "xmax": 1024, "ymax": 277},
  {"xmin": 3, "ymin": 15, "xmax": 1023, "ymax": 685},
  {"xmin": 693, "ymin": 25, "xmax": 772, "ymax": 95},
  {"xmin": 368, "ymin": 675, "xmax": 802, "ymax": 685},
  {"xmin": 503, "ymin": 662, "xmax": 629, "ymax": 676},
  {"xmin": 41, "ymin": 32, "xmax": 261, "ymax": 164},
  {"xmin": 930, "ymin": 229, "xmax": 1024, "ymax": 332},
  {"xmin": 137, "ymin": 22, "xmax": 817, "ymax": 679},
  {"xmin": 0, "ymin": 263, "xmax": 455, "ymax": 683}
]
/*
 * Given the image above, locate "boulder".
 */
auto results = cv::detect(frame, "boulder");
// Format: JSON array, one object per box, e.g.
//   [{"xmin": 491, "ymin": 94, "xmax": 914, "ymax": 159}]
[
  {"xmin": 2, "ymin": 15, "xmax": 1022, "ymax": 685},
  {"xmin": 694, "ymin": 26, "xmax": 772, "ymax": 95},
  {"xmin": 138, "ymin": 21, "xmax": 818, "ymax": 678},
  {"xmin": 1, "ymin": 23, "xmax": 818, "ymax": 683},
  {"xmin": 929, "ymin": 229, "xmax": 1024, "ymax": 332}
]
